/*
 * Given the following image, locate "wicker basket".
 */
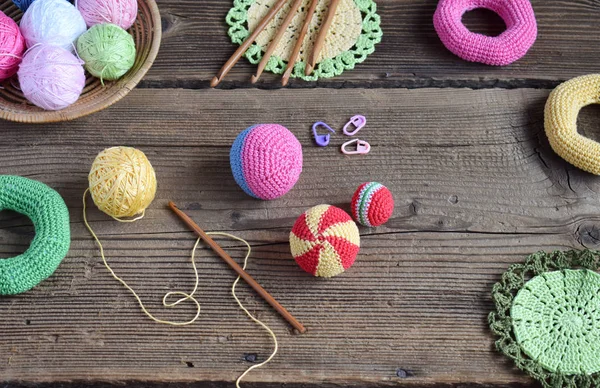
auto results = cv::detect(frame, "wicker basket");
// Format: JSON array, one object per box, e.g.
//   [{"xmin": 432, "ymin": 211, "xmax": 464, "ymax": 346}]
[{"xmin": 0, "ymin": 0, "xmax": 161, "ymax": 123}]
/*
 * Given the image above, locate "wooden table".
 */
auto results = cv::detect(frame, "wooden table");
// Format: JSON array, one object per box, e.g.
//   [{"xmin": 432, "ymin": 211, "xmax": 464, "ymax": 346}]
[{"xmin": 1, "ymin": 0, "xmax": 599, "ymax": 387}]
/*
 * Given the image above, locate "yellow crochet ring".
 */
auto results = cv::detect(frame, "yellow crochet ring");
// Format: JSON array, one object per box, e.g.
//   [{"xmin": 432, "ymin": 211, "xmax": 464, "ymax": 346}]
[{"xmin": 545, "ymin": 74, "xmax": 600, "ymax": 175}]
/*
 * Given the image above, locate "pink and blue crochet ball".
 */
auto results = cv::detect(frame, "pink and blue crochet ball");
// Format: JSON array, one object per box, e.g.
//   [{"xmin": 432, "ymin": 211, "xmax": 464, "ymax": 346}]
[{"xmin": 230, "ymin": 124, "xmax": 303, "ymax": 200}]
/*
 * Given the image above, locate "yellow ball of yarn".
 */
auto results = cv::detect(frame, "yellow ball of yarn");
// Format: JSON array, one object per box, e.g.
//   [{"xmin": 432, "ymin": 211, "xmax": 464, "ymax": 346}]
[{"xmin": 89, "ymin": 146, "xmax": 157, "ymax": 219}]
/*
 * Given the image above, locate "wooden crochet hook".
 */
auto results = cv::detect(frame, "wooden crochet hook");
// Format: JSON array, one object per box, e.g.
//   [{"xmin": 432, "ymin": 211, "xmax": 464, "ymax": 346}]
[
  {"xmin": 168, "ymin": 201, "xmax": 307, "ymax": 334},
  {"xmin": 282, "ymin": 0, "xmax": 319, "ymax": 86},
  {"xmin": 305, "ymin": 0, "xmax": 340, "ymax": 76},
  {"xmin": 211, "ymin": 0, "xmax": 289, "ymax": 87},
  {"xmin": 251, "ymin": 0, "xmax": 305, "ymax": 84}
]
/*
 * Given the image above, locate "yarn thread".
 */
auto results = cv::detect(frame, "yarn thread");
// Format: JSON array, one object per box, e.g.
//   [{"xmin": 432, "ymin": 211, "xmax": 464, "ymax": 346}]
[
  {"xmin": 433, "ymin": 0, "xmax": 537, "ymax": 66},
  {"xmin": 83, "ymin": 192, "xmax": 278, "ymax": 387},
  {"xmin": 0, "ymin": 175, "xmax": 71, "ymax": 296},
  {"xmin": 77, "ymin": 23, "xmax": 136, "ymax": 83},
  {"xmin": 544, "ymin": 74, "xmax": 600, "ymax": 175},
  {"xmin": 230, "ymin": 124, "xmax": 303, "ymax": 200},
  {"xmin": 226, "ymin": 0, "xmax": 382, "ymax": 81},
  {"xmin": 489, "ymin": 249, "xmax": 600, "ymax": 388},
  {"xmin": 17, "ymin": 44, "xmax": 86, "ymax": 111},
  {"xmin": 290, "ymin": 204, "xmax": 360, "ymax": 278},
  {"xmin": 20, "ymin": 0, "xmax": 88, "ymax": 51},
  {"xmin": 350, "ymin": 182, "xmax": 394, "ymax": 227},
  {"xmin": 0, "ymin": 11, "xmax": 25, "ymax": 81},
  {"xmin": 88, "ymin": 147, "xmax": 157, "ymax": 221},
  {"xmin": 76, "ymin": 0, "xmax": 138, "ymax": 30}
]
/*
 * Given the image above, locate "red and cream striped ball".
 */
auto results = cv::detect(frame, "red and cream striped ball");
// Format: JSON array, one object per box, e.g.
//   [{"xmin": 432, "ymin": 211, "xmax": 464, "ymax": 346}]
[{"xmin": 290, "ymin": 205, "xmax": 360, "ymax": 278}]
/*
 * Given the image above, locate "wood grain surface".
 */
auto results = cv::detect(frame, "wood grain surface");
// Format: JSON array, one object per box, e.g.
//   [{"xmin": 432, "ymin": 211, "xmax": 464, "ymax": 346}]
[
  {"xmin": 149, "ymin": 0, "xmax": 600, "ymax": 88},
  {"xmin": 1, "ymin": 0, "xmax": 600, "ymax": 387}
]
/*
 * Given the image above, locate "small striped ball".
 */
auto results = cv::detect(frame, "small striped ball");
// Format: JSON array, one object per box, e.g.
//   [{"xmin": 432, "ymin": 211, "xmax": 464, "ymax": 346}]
[
  {"xmin": 351, "ymin": 182, "xmax": 394, "ymax": 227},
  {"xmin": 290, "ymin": 205, "xmax": 360, "ymax": 278},
  {"xmin": 230, "ymin": 124, "xmax": 303, "ymax": 200}
]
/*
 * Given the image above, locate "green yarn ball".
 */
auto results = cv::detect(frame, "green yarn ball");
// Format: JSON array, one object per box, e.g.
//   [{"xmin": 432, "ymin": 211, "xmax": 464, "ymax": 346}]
[{"xmin": 77, "ymin": 23, "xmax": 136, "ymax": 82}]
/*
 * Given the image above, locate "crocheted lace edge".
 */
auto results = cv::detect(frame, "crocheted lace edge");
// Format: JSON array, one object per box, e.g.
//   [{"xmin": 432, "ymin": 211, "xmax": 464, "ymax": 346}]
[
  {"xmin": 488, "ymin": 249, "xmax": 600, "ymax": 388},
  {"xmin": 225, "ymin": 0, "xmax": 382, "ymax": 81}
]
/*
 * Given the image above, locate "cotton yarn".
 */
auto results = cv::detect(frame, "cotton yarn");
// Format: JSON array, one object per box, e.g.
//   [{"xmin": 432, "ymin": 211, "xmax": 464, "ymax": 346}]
[
  {"xmin": 12, "ymin": 0, "xmax": 35, "ymax": 12},
  {"xmin": 290, "ymin": 204, "xmax": 360, "ymax": 278},
  {"xmin": 18, "ymin": 45, "xmax": 85, "ymax": 110},
  {"xmin": 351, "ymin": 182, "xmax": 394, "ymax": 227},
  {"xmin": 77, "ymin": 0, "xmax": 138, "ymax": 30},
  {"xmin": 230, "ymin": 124, "xmax": 303, "ymax": 200},
  {"xmin": 0, "ymin": 11, "xmax": 25, "ymax": 81},
  {"xmin": 544, "ymin": 74, "xmax": 600, "ymax": 175},
  {"xmin": 88, "ymin": 146, "xmax": 157, "ymax": 220},
  {"xmin": 20, "ymin": 0, "xmax": 87, "ymax": 51},
  {"xmin": 0, "ymin": 175, "xmax": 71, "ymax": 296},
  {"xmin": 77, "ymin": 23, "xmax": 136, "ymax": 82},
  {"xmin": 433, "ymin": 0, "xmax": 537, "ymax": 66}
]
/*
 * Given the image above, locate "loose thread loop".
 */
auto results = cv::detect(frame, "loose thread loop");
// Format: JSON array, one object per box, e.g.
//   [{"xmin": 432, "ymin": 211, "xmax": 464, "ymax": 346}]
[{"xmin": 82, "ymin": 189, "xmax": 278, "ymax": 386}]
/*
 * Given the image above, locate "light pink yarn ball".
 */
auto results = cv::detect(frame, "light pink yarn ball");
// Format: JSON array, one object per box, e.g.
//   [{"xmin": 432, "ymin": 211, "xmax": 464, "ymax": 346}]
[
  {"xmin": 0, "ymin": 11, "xmax": 25, "ymax": 81},
  {"xmin": 18, "ymin": 45, "xmax": 86, "ymax": 111},
  {"xmin": 77, "ymin": 0, "xmax": 138, "ymax": 30},
  {"xmin": 20, "ymin": 0, "xmax": 87, "ymax": 51}
]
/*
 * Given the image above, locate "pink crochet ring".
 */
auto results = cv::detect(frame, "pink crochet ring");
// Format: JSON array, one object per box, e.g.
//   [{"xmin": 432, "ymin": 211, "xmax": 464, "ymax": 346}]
[{"xmin": 433, "ymin": 0, "xmax": 537, "ymax": 66}]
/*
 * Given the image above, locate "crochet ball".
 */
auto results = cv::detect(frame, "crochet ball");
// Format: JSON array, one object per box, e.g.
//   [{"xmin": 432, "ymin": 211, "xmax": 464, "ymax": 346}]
[
  {"xmin": 351, "ymin": 182, "xmax": 394, "ymax": 227},
  {"xmin": 20, "ymin": 0, "xmax": 87, "ymax": 51},
  {"xmin": 77, "ymin": 23, "xmax": 136, "ymax": 81},
  {"xmin": 290, "ymin": 205, "xmax": 360, "ymax": 278},
  {"xmin": 230, "ymin": 124, "xmax": 303, "ymax": 200},
  {"xmin": 0, "ymin": 11, "xmax": 25, "ymax": 81},
  {"xmin": 89, "ymin": 146, "xmax": 157, "ymax": 219},
  {"xmin": 18, "ymin": 45, "xmax": 85, "ymax": 110},
  {"xmin": 77, "ymin": 0, "xmax": 138, "ymax": 30}
]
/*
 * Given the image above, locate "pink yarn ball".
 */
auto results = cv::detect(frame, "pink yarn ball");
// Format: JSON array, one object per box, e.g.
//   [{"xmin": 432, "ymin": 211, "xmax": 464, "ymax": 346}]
[
  {"xmin": 18, "ymin": 45, "xmax": 86, "ymax": 111},
  {"xmin": 77, "ymin": 0, "xmax": 138, "ymax": 30},
  {"xmin": 0, "ymin": 11, "xmax": 25, "ymax": 81}
]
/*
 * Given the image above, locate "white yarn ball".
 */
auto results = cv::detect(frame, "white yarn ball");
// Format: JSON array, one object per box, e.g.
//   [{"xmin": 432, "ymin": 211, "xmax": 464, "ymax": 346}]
[{"xmin": 20, "ymin": 0, "xmax": 87, "ymax": 51}]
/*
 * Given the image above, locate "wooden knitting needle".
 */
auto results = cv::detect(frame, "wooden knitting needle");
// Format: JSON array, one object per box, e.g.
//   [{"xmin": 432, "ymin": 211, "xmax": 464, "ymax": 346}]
[
  {"xmin": 211, "ymin": 0, "xmax": 290, "ymax": 88},
  {"xmin": 282, "ymin": 0, "xmax": 320, "ymax": 86},
  {"xmin": 305, "ymin": 0, "xmax": 340, "ymax": 76},
  {"xmin": 168, "ymin": 201, "xmax": 307, "ymax": 334},
  {"xmin": 251, "ymin": 0, "xmax": 305, "ymax": 84}
]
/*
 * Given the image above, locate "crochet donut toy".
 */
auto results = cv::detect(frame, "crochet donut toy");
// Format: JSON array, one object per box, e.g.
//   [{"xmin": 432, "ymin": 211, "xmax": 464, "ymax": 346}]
[
  {"xmin": 433, "ymin": 0, "xmax": 537, "ymax": 66},
  {"xmin": 545, "ymin": 74, "xmax": 600, "ymax": 175},
  {"xmin": 0, "ymin": 176, "xmax": 71, "ymax": 295}
]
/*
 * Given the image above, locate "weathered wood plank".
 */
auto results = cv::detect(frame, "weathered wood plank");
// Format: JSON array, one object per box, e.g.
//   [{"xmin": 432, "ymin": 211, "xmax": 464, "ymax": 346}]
[
  {"xmin": 1, "ymin": 88, "xmax": 599, "ymax": 386},
  {"xmin": 145, "ymin": 0, "xmax": 600, "ymax": 87}
]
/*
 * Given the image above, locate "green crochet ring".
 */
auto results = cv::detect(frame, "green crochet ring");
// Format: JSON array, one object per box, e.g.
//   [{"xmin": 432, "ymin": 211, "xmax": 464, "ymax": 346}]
[
  {"xmin": 489, "ymin": 250, "xmax": 600, "ymax": 388},
  {"xmin": 0, "ymin": 176, "xmax": 71, "ymax": 295}
]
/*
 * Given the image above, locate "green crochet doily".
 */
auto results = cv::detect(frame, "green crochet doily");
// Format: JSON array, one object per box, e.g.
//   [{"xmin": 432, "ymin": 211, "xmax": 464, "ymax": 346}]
[
  {"xmin": 489, "ymin": 250, "xmax": 600, "ymax": 388},
  {"xmin": 225, "ymin": 0, "xmax": 382, "ymax": 81}
]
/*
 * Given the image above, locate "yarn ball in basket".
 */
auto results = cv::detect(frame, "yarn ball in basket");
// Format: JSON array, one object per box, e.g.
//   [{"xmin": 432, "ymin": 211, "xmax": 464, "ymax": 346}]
[
  {"xmin": 230, "ymin": 124, "xmax": 303, "ymax": 200},
  {"xmin": 12, "ymin": 0, "xmax": 35, "ymax": 12},
  {"xmin": 20, "ymin": 0, "xmax": 87, "ymax": 51},
  {"xmin": 77, "ymin": 23, "xmax": 136, "ymax": 81},
  {"xmin": 89, "ymin": 146, "xmax": 157, "ymax": 219},
  {"xmin": 17, "ymin": 45, "xmax": 85, "ymax": 110},
  {"xmin": 77, "ymin": 0, "xmax": 138, "ymax": 30},
  {"xmin": 351, "ymin": 182, "xmax": 394, "ymax": 227},
  {"xmin": 0, "ymin": 11, "xmax": 25, "ymax": 81},
  {"xmin": 290, "ymin": 205, "xmax": 360, "ymax": 278}
]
